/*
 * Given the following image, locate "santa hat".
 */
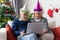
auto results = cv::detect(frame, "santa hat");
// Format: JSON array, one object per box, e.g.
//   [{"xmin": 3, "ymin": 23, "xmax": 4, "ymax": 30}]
[
  {"xmin": 20, "ymin": 3, "xmax": 29, "ymax": 14},
  {"xmin": 34, "ymin": 0, "xmax": 42, "ymax": 11}
]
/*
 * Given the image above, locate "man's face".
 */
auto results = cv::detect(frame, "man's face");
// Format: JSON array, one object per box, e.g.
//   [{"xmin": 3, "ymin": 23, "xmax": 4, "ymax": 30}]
[
  {"xmin": 34, "ymin": 11, "xmax": 42, "ymax": 20},
  {"xmin": 20, "ymin": 13, "xmax": 27, "ymax": 21}
]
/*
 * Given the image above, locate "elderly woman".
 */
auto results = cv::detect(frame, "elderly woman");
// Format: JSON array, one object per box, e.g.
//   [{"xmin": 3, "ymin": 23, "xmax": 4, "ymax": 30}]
[{"xmin": 31, "ymin": 0, "xmax": 54, "ymax": 40}]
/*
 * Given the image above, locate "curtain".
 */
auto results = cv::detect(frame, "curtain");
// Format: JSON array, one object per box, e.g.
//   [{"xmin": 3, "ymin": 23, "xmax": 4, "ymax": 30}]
[{"xmin": 12, "ymin": 0, "xmax": 23, "ymax": 17}]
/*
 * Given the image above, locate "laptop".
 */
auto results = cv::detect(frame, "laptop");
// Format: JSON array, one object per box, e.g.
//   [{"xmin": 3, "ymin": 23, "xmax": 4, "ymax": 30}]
[{"xmin": 26, "ymin": 22, "xmax": 45, "ymax": 34}]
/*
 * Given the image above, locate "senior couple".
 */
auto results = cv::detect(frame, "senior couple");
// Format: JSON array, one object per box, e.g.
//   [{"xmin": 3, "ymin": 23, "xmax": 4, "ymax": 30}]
[{"xmin": 12, "ymin": 0, "xmax": 54, "ymax": 40}]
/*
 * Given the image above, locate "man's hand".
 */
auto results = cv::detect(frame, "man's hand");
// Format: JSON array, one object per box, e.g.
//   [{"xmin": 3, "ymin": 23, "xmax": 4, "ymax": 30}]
[{"xmin": 20, "ymin": 30, "xmax": 25, "ymax": 36}]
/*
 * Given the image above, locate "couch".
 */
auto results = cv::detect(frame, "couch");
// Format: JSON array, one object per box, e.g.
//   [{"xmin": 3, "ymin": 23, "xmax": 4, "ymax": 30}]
[
  {"xmin": 6, "ymin": 21, "xmax": 60, "ymax": 40},
  {"xmin": 0, "ymin": 28, "xmax": 7, "ymax": 40}
]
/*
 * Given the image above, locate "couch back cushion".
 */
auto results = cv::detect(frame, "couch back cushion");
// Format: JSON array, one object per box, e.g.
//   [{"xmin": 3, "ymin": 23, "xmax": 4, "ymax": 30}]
[
  {"xmin": 55, "ymin": 27, "xmax": 60, "ymax": 37},
  {"xmin": 51, "ymin": 26, "xmax": 60, "ymax": 38},
  {"xmin": 6, "ymin": 24, "xmax": 16, "ymax": 40}
]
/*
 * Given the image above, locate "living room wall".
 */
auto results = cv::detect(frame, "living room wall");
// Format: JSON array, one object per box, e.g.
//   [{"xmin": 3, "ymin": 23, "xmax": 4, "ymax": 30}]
[{"xmin": 22, "ymin": 0, "xmax": 60, "ymax": 27}]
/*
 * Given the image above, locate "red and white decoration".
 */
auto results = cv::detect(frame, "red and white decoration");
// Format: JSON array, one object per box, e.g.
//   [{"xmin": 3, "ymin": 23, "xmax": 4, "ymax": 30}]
[
  {"xmin": 47, "ymin": 5, "xmax": 60, "ymax": 18},
  {"xmin": 47, "ymin": 5, "xmax": 54, "ymax": 18}
]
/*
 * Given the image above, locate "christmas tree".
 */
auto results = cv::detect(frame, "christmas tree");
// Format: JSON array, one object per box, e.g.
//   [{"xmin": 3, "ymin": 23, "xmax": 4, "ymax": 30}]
[{"xmin": 0, "ymin": 0, "xmax": 15, "ymax": 28}]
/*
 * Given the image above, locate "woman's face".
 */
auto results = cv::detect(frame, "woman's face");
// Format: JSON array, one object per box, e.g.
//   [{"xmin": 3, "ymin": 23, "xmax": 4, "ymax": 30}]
[
  {"xmin": 20, "ymin": 13, "xmax": 27, "ymax": 21},
  {"xmin": 34, "ymin": 11, "xmax": 42, "ymax": 20}
]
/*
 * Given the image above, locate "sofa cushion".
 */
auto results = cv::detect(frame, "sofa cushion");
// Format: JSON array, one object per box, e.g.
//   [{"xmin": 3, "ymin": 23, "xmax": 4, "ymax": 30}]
[
  {"xmin": 55, "ymin": 37, "xmax": 60, "ymax": 40},
  {"xmin": 6, "ymin": 24, "xmax": 12, "ymax": 32},
  {"xmin": 48, "ymin": 20, "xmax": 56, "ymax": 28},
  {"xmin": 55, "ymin": 26, "xmax": 60, "ymax": 37},
  {"xmin": 51, "ymin": 26, "xmax": 60, "ymax": 38},
  {"xmin": 6, "ymin": 24, "xmax": 16, "ymax": 40}
]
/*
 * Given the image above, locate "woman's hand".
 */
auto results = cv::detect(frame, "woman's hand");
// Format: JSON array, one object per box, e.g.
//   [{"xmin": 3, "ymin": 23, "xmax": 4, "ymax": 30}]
[
  {"xmin": 39, "ymin": 30, "xmax": 48, "ymax": 36},
  {"xmin": 20, "ymin": 30, "xmax": 26, "ymax": 36}
]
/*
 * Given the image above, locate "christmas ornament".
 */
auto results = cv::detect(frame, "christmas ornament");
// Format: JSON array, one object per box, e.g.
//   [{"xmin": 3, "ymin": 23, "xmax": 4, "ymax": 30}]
[{"xmin": 5, "ymin": 9, "xmax": 9, "ymax": 14}]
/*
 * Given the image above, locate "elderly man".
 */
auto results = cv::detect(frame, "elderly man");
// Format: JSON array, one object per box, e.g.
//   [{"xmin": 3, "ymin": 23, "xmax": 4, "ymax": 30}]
[
  {"xmin": 12, "ymin": 3, "xmax": 37, "ymax": 40},
  {"xmin": 31, "ymin": 0, "xmax": 54, "ymax": 40}
]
